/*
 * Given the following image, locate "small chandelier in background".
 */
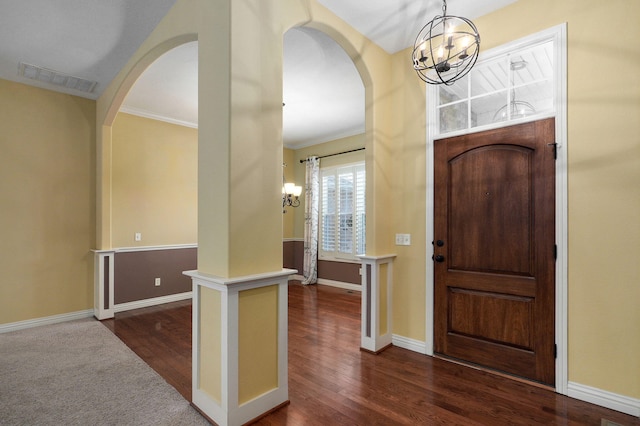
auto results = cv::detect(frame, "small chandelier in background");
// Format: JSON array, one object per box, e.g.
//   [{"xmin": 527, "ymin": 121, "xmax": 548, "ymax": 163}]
[
  {"xmin": 282, "ymin": 182, "xmax": 302, "ymax": 212},
  {"xmin": 412, "ymin": 0, "xmax": 480, "ymax": 85},
  {"xmin": 282, "ymin": 163, "xmax": 302, "ymax": 213}
]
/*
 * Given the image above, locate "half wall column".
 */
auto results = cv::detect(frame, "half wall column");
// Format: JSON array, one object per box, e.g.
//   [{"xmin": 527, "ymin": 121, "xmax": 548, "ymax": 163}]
[
  {"xmin": 193, "ymin": 0, "xmax": 288, "ymax": 424},
  {"xmin": 92, "ymin": 249, "xmax": 115, "ymax": 320},
  {"xmin": 184, "ymin": 269, "xmax": 294, "ymax": 426},
  {"xmin": 358, "ymin": 254, "xmax": 396, "ymax": 353}
]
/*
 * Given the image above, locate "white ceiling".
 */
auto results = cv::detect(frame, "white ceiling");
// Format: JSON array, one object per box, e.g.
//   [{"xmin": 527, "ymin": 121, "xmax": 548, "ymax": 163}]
[
  {"xmin": 318, "ymin": 0, "xmax": 518, "ymax": 54},
  {"xmin": 0, "ymin": 0, "xmax": 518, "ymax": 148},
  {"xmin": 0, "ymin": 0, "xmax": 177, "ymax": 99},
  {"xmin": 282, "ymin": 27, "xmax": 364, "ymax": 148}
]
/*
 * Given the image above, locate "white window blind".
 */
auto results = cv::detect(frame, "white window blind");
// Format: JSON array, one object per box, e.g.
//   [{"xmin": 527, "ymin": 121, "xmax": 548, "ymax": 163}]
[{"xmin": 320, "ymin": 163, "xmax": 365, "ymax": 260}]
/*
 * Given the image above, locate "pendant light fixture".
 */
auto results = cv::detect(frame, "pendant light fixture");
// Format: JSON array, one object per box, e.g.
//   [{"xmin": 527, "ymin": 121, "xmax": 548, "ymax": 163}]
[
  {"xmin": 411, "ymin": 0, "xmax": 480, "ymax": 85},
  {"xmin": 492, "ymin": 60, "xmax": 536, "ymax": 122}
]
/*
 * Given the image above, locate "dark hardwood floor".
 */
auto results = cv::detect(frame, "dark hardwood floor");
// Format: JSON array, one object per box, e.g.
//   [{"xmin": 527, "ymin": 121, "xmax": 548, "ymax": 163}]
[{"xmin": 102, "ymin": 283, "xmax": 639, "ymax": 425}]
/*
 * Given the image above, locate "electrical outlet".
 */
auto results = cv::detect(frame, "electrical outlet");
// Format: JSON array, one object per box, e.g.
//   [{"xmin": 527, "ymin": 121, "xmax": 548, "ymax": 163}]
[
  {"xmin": 135, "ymin": 232, "xmax": 142, "ymax": 241},
  {"xmin": 395, "ymin": 234, "xmax": 403, "ymax": 245},
  {"xmin": 154, "ymin": 278, "xmax": 161, "ymax": 287}
]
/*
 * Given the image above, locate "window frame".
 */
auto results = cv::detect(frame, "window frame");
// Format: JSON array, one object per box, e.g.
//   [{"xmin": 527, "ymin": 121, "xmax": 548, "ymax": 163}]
[
  {"xmin": 434, "ymin": 37, "xmax": 557, "ymax": 138},
  {"xmin": 318, "ymin": 161, "xmax": 366, "ymax": 263}
]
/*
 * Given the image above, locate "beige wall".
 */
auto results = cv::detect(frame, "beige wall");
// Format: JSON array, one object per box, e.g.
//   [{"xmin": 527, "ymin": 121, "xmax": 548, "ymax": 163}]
[
  {"xmin": 111, "ymin": 113, "xmax": 197, "ymax": 247},
  {"xmin": 0, "ymin": 79, "xmax": 95, "ymax": 324},
  {"xmin": 388, "ymin": 46, "xmax": 428, "ymax": 343}
]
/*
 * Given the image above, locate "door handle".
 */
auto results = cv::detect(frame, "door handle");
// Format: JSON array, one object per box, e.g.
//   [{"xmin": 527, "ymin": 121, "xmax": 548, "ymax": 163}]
[{"xmin": 433, "ymin": 254, "xmax": 445, "ymax": 263}]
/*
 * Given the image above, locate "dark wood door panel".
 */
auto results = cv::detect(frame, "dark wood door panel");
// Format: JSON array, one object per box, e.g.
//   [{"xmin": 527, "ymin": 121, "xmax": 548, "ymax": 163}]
[
  {"xmin": 448, "ymin": 288, "xmax": 535, "ymax": 350},
  {"xmin": 446, "ymin": 271, "xmax": 536, "ymax": 297},
  {"xmin": 448, "ymin": 146, "xmax": 534, "ymax": 275},
  {"xmin": 444, "ymin": 333, "xmax": 537, "ymax": 379},
  {"xmin": 434, "ymin": 118, "xmax": 556, "ymax": 386}
]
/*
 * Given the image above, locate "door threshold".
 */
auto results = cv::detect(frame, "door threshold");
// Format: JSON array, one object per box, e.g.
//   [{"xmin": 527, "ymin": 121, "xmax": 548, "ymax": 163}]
[{"xmin": 433, "ymin": 354, "xmax": 555, "ymax": 392}]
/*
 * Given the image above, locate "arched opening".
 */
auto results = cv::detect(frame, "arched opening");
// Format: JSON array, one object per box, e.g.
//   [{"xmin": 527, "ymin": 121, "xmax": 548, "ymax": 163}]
[
  {"xmin": 109, "ymin": 41, "xmax": 198, "ymax": 313},
  {"xmin": 282, "ymin": 25, "xmax": 366, "ymax": 284},
  {"xmin": 97, "ymin": 39, "xmax": 199, "ymax": 400}
]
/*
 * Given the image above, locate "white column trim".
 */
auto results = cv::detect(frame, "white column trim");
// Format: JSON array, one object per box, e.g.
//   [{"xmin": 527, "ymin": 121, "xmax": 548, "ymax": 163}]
[
  {"xmin": 185, "ymin": 268, "xmax": 294, "ymax": 426},
  {"xmin": 92, "ymin": 250, "xmax": 115, "ymax": 320},
  {"xmin": 358, "ymin": 254, "xmax": 396, "ymax": 353}
]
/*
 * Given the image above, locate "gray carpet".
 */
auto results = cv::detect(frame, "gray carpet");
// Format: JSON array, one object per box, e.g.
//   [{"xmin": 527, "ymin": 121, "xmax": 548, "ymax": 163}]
[{"xmin": 0, "ymin": 318, "xmax": 210, "ymax": 425}]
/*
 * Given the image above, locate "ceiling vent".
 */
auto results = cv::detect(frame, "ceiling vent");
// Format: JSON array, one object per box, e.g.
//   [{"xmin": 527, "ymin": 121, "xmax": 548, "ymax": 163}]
[{"xmin": 18, "ymin": 62, "xmax": 97, "ymax": 93}]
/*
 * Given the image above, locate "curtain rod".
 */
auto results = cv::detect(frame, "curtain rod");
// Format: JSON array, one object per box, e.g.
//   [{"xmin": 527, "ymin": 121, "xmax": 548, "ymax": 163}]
[{"xmin": 299, "ymin": 147, "xmax": 365, "ymax": 163}]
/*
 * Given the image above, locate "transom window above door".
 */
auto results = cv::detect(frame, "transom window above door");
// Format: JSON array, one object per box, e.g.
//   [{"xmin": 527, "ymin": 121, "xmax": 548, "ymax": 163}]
[{"xmin": 437, "ymin": 40, "xmax": 554, "ymax": 135}]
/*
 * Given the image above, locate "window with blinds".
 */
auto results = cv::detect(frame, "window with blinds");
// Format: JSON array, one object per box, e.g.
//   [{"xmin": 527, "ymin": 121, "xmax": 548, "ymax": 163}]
[{"xmin": 320, "ymin": 162, "xmax": 365, "ymax": 261}]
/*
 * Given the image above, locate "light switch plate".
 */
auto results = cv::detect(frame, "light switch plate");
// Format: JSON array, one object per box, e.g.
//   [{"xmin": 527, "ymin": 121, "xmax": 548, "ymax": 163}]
[{"xmin": 395, "ymin": 233, "xmax": 411, "ymax": 246}]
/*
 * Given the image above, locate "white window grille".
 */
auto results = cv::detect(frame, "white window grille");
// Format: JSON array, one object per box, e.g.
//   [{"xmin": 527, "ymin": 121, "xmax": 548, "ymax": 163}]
[{"xmin": 320, "ymin": 162, "xmax": 365, "ymax": 261}]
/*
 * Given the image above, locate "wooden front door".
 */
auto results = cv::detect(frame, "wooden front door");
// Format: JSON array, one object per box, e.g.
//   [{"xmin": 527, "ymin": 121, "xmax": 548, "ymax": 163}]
[{"xmin": 433, "ymin": 118, "xmax": 556, "ymax": 386}]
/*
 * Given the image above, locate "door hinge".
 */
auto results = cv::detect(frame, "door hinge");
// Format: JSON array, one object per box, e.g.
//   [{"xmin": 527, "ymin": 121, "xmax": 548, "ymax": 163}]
[
  {"xmin": 547, "ymin": 142, "xmax": 558, "ymax": 160},
  {"xmin": 554, "ymin": 244, "xmax": 557, "ymax": 260},
  {"xmin": 554, "ymin": 344, "xmax": 558, "ymax": 359}
]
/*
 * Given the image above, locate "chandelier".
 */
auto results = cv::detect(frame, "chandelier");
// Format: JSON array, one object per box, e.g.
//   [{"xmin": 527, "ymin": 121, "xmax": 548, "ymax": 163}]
[
  {"xmin": 282, "ymin": 182, "xmax": 302, "ymax": 212},
  {"xmin": 411, "ymin": 0, "xmax": 480, "ymax": 85}
]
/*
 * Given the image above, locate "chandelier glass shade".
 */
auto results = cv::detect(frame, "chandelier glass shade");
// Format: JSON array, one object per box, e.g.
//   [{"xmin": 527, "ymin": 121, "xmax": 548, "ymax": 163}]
[
  {"xmin": 492, "ymin": 98, "xmax": 536, "ymax": 122},
  {"xmin": 492, "ymin": 60, "xmax": 537, "ymax": 122},
  {"xmin": 412, "ymin": 0, "xmax": 480, "ymax": 85}
]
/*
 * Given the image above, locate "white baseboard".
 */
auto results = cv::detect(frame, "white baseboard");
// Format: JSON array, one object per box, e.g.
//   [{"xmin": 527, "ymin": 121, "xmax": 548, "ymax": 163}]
[
  {"xmin": 0, "ymin": 309, "xmax": 94, "ymax": 334},
  {"xmin": 568, "ymin": 382, "xmax": 640, "ymax": 418},
  {"xmin": 114, "ymin": 292, "xmax": 193, "ymax": 313},
  {"xmin": 317, "ymin": 278, "xmax": 361, "ymax": 292},
  {"xmin": 392, "ymin": 334, "xmax": 428, "ymax": 354},
  {"xmin": 288, "ymin": 275, "xmax": 362, "ymax": 292}
]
